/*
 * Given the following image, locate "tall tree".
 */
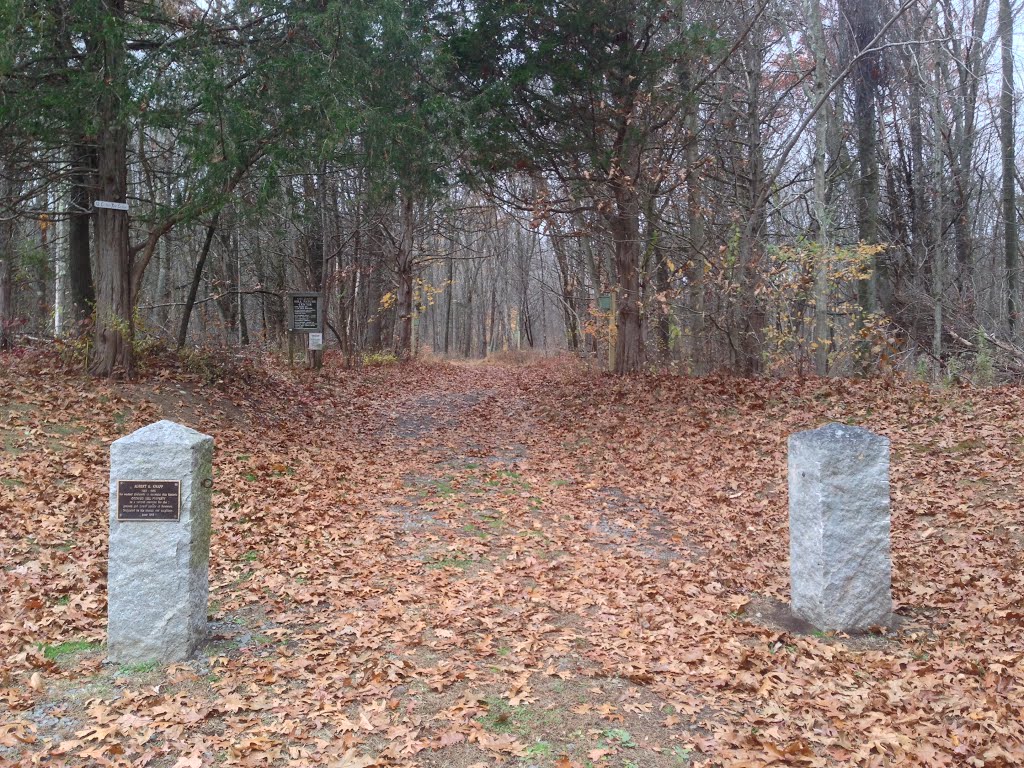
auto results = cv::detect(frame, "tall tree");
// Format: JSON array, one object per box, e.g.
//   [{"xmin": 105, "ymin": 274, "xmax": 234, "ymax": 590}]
[
  {"xmin": 805, "ymin": 0, "xmax": 834, "ymax": 375},
  {"xmin": 1000, "ymin": 0, "xmax": 1018, "ymax": 337},
  {"xmin": 88, "ymin": 0, "xmax": 133, "ymax": 376},
  {"xmin": 0, "ymin": 172, "xmax": 13, "ymax": 350},
  {"xmin": 443, "ymin": 0, "xmax": 719, "ymax": 373},
  {"xmin": 841, "ymin": 0, "xmax": 883, "ymax": 327}
]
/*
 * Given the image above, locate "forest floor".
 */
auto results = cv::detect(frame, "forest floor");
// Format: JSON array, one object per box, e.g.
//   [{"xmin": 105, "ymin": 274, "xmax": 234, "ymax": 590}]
[{"xmin": 1, "ymin": 347, "xmax": 1023, "ymax": 768}]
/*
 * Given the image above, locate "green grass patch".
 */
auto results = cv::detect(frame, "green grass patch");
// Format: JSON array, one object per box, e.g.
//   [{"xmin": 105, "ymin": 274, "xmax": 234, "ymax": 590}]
[
  {"xmin": 1, "ymin": 435, "xmax": 26, "ymax": 457},
  {"xmin": 462, "ymin": 524, "xmax": 489, "ymax": 539},
  {"xmin": 475, "ymin": 697, "xmax": 562, "ymax": 744},
  {"xmin": 951, "ymin": 438, "xmax": 987, "ymax": 454},
  {"xmin": 46, "ymin": 423, "xmax": 84, "ymax": 436},
  {"xmin": 242, "ymin": 550, "xmax": 258, "ymax": 563},
  {"xmin": 671, "ymin": 746, "xmax": 694, "ymax": 764},
  {"xmin": 476, "ymin": 698, "xmax": 540, "ymax": 737},
  {"xmin": 426, "ymin": 554, "xmax": 473, "ymax": 570},
  {"xmin": 601, "ymin": 728, "xmax": 637, "ymax": 749},
  {"xmin": 525, "ymin": 741, "xmax": 553, "ymax": 758},
  {"xmin": 117, "ymin": 660, "xmax": 158, "ymax": 675},
  {"xmin": 425, "ymin": 478, "xmax": 456, "ymax": 497},
  {"xmin": 42, "ymin": 640, "xmax": 102, "ymax": 660}
]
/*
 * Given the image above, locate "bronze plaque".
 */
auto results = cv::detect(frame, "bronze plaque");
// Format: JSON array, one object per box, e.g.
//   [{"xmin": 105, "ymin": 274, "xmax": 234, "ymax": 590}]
[{"xmin": 117, "ymin": 480, "xmax": 181, "ymax": 522}]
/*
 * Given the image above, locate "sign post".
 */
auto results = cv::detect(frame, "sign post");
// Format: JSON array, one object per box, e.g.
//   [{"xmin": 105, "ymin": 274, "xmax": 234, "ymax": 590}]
[
  {"xmin": 287, "ymin": 292, "xmax": 324, "ymax": 369},
  {"xmin": 288, "ymin": 292, "xmax": 323, "ymax": 333},
  {"xmin": 94, "ymin": 200, "xmax": 130, "ymax": 212}
]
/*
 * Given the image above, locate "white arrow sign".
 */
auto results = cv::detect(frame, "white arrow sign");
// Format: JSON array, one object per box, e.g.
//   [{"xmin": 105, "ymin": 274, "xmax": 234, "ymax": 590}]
[{"xmin": 95, "ymin": 200, "xmax": 129, "ymax": 212}]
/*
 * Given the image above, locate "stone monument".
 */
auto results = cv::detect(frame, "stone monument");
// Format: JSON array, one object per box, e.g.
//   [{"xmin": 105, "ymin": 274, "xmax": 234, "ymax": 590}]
[
  {"xmin": 788, "ymin": 422, "xmax": 891, "ymax": 631},
  {"xmin": 108, "ymin": 420, "xmax": 214, "ymax": 663}
]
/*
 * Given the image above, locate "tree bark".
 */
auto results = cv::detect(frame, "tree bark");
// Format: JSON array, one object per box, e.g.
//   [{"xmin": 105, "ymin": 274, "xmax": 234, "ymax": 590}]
[
  {"xmin": 1000, "ymin": 0, "xmax": 1018, "ymax": 337},
  {"xmin": 844, "ymin": 0, "xmax": 882, "ymax": 317},
  {"xmin": 609, "ymin": 187, "xmax": 645, "ymax": 374},
  {"xmin": 444, "ymin": 255, "xmax": 454, "ymax": 354},
  {"xmin": 907, "ymin": 39, "xmax": 928, "ymax": 331},
  {"xmin": 394, "ymin": 193, "xmax": 415, "ymax": 360},
  {"xmin": 684, "ymin": 91, "xmax": 706, "ymax": 372},
  {"xmin": 944, "ymin": 0, "xmax": 990, "ymax": 301},
  {"xmin": 806, "ymin": 0, "xmax": 832, "ymax": 375},
  {"xmin": 88, "ymin": 0, "xmax": 132, "ymax": 378},
  {"xmin": 735, "ymin": 21, "xmax": 767, "ymax": 375},
  {"xmin": 551, "ymin": 235, "xmax": 580, "ymax": 353},
  {"xmin": 931, "ymin": 66, "xmax": 945, "ymax": 366},
  {"xmin": 68, "ymin": 141, "xmax": 95, "ymax": 329},
  {"xmin": 177, "ymin": 214, "xmax": 220, "ymax": 349},
  {"xmin": 0, "ymin": 198, "xmax": 13, "ymax": 350}
]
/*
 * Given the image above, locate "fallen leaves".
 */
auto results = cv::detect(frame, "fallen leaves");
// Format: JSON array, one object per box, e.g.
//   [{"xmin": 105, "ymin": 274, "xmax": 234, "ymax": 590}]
[{"xmin": 1, "ymin": 351, "xmax": 1023, "ymax": 766}]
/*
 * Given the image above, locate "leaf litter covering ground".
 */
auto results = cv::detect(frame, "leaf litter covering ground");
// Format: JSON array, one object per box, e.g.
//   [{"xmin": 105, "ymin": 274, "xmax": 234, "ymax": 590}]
[{"xmin": 1, "ymin": 351, "xmax": 1023, "ymax": 768}]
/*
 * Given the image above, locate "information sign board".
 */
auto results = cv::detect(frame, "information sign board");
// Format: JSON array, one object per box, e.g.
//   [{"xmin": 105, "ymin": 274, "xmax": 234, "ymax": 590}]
[{"xmin": 288, "ymin": 293, "xmax": 323, "ymax": 332}]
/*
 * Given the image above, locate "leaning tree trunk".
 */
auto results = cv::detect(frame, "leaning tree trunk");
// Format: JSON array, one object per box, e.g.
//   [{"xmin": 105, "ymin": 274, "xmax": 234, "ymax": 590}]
[
  {"xmin": 177, "ymin": 214, "xmax": 220, "ymax": 349},
  {"xmin": 88, "ymin": 0, "xmax": 132, "ymax": 378}
]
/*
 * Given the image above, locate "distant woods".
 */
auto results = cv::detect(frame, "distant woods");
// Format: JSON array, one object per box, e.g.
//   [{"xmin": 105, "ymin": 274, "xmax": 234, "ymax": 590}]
[{"xmin": 1, "ymin": 0, "xmax": 1022, "ymax": 378}]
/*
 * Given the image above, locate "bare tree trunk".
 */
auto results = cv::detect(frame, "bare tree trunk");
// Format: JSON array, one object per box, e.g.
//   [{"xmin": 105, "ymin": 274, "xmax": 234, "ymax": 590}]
[
  {"xmin": 551, "ymin": 235, "xmax": 580, "ymax": 353},
  {"xmin": 365, "ymin": 219, "xmax": 384, "ymax": 349},
  {"xmin": 735, "ymin": 23, "xmax": 767, "ymax": 375},
  {"xmin": 806, "ymin": 0, "xmax": 832, "ymax": 375},
  {"xmin": 177, "ymin": 214, "xmax": 220, "ymax": 349},
  {"xmin": 487, "ymin": 283, "xmax": 498, "ymax": 354},
  {"xmin": 931, "ymin": 75, "xmax": 945, "ymax": 365},
  {"xmin": 0, "ymin": 187, "xmax": 13, "ymax": 350},
  {"xmin": 944, "ymin": 0, "xmax": 990, "ymax": 302},
  {"xmin": 676, "ymin": 60, "xmax": 706, "ymax": 371},
  {"xmin": 444, "ymin": 255, "xmax": 453, "ymax": 355},
  {"xmin": 1000, "ymin": 0, "xmax": 1018, "ymax": 337},
  {"xmin": 609, "ymin": 187, "xmax": 645, "ymax": 374},
  {"xmin": 907, "ymin": 35, "xmax": 929, "ymax": 334},
  {"xmin": 0, "ymin": 255, "xmax": 11, "ymax": 351},
  {"xmin": 394, "ymin": 193, "xmax": 415, "ymax": 360},
  {"xmin": 844, "ymin": 0, "xmax": 882, "ymax": 329},
  {"xmin": 88, "ymin": 0, "xmax": 133, "ymax": 378},
  {"xmin": 68, "ymin": 141, "xmax": 95, "ymax": 329},
  {"xmin": 463, "ymin": 274, "xmax": 474, "ymax": 358}
]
